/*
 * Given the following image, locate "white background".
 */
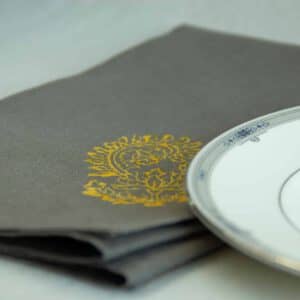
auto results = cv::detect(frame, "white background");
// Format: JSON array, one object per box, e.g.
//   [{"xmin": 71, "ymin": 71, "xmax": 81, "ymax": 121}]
[{"xmin": 1, "ymin": 1, "xmax": 300, "ymax": 299}]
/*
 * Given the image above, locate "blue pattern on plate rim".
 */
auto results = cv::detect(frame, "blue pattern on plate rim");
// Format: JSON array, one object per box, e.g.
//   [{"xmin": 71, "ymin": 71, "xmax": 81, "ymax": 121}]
[
  {"xmin": 223, "ymin": 120, "xmax": 269, "ymax": 146},
  {"xmin": 199, "ymin": 169, "xmax": 205, "ymax": 180}
]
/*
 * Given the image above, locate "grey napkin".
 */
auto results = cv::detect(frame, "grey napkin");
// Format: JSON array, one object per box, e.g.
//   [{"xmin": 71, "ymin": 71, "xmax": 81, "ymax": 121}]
[
  {"xmin": 1, "ymin": 23, "xmax": 300, "ymax": 286},
  {"xmin": 0, "ymin": 233, "xmax": 222, "ymax": 287},
  {"xmin": 0, "ymin": 221, "xmax": 205, "ymax": 264},
  {"xmin": 2, "ymin": 24, "xmax": 299, "ymax": 233}
]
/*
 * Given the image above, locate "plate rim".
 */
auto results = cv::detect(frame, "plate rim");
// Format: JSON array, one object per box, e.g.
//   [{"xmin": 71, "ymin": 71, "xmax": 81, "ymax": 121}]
[{"xmin": 187, "ymin": 105, "xmax": 300, "ymax": 276}]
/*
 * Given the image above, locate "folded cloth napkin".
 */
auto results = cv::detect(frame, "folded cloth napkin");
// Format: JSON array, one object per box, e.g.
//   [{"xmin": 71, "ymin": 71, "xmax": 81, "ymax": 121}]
[
  {"xmin": 1, "ymin": 24, "xmax": 300, "ymax": 286},
  {"xmin": 0, "ymin": 221, "xmax": 205, "ymax": 264},
  {"xmin": 0, "ymin": 233, "xmax": 222, "ymax": 287}
]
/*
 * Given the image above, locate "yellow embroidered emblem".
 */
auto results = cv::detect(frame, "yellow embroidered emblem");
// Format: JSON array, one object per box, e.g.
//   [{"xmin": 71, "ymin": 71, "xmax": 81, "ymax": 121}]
[{"xmin": 83, "ymin": 134, "xmax": 202, "ymax": 206}]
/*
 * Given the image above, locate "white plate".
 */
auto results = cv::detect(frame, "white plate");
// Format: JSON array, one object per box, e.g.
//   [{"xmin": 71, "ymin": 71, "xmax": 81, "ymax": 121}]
[{"xmin": 187, "ymin": 106, "xmax": 300, "ymax": 276}]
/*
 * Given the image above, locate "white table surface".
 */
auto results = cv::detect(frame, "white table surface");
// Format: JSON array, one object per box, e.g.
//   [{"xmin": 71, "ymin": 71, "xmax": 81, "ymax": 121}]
[{"xmin": 1, "ymin": 1, "xmax": 300, "ymax": 299}]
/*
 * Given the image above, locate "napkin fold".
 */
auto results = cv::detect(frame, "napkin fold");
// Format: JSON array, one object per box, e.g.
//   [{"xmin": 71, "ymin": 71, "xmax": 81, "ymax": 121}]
[
  {"xmin": 0, "ymin": 221, "xmax": 205, "ymax": 263},
  {"xmin": 0, "ymin": 233, "xmax": 222, "ymax": 287}
]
